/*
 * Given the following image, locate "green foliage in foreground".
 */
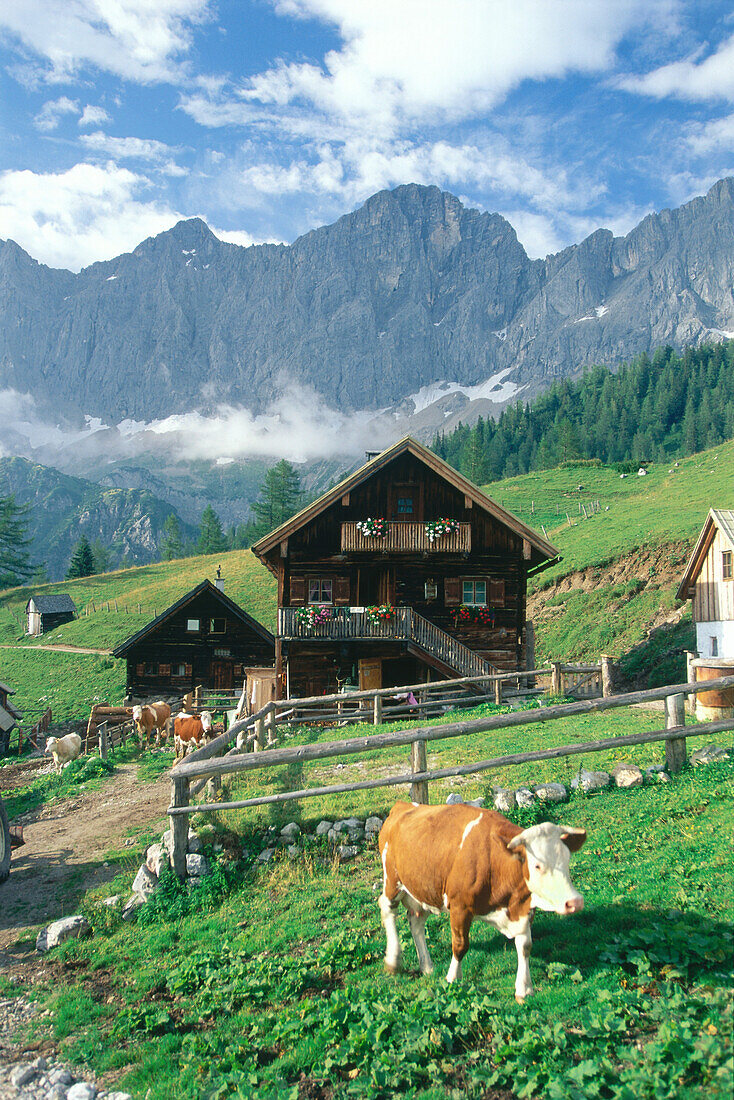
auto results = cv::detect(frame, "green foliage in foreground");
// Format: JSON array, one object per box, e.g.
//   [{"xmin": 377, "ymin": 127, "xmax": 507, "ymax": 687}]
[
  {"xmin": 11, "ymin": 760, "xmax": 733, "ymax": 1099},
  {"xmin": 1, "ymin": 754, "xmax": 116, "ymax": 819}
]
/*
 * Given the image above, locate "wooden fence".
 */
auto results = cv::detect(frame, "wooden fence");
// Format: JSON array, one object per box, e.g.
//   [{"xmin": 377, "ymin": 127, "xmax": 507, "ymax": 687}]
[
  {"xmin": 15, "ymin": 706, "xmax": 53, "ymax": 755},
  {"xmin": 165, "ymin": 674, "xmax": 734, "ymax": 878}
]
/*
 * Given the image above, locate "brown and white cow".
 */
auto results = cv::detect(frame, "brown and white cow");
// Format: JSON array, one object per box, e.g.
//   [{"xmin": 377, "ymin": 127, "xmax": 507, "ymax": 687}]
[
  {"xmin": 173, "ymin": 711, "xmax": 213, "ymax": 760},
  {"xmin": 132, "ymin": 702, "xmax": 172, "ymax": 748},
  {"xmin": 378, "ymin": 801, "xmax": 586, "ymax": 1000}
]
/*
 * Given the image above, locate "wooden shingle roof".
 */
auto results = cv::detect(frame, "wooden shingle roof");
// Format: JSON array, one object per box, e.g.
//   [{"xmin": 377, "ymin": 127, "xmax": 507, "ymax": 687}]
[{"xmin": 26, "ymin": 594, "xmax": 76, "ymax": 614}]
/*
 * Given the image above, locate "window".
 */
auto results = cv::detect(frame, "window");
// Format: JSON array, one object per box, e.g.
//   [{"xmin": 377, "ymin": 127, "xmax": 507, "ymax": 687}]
[
  {"xmin": 210, "ymin": 618, "xmax": 226, "ymax": 634},
  {"xmin": 308, "ymin": 578, "xmax": 333, "ymax": 604},
  {"xmin": 711, "ymin": 637, "xmax": 719, "ymax": 657},
  {"xmin": 173, "ymin": 663, "xmax": 188, "ymax": 677},
  {"xmin": 186, "ymin": 618, "xmax": 200, "ymax": 632},
  {"xmin": 723, "ymin": 550, "xmax": 732, "ymax": 581},
  {"xmin": 159, "ymin": 663, "xmax": 171, "ymax": 677},
  {"xmin": 462, "ymin": 580, "xmax": 487, "ymax": 606},
  {"xmin": 397, "ymin": 497, "xmax": 413, "ymax": 514},
  {"xmin": 144, "ymin": 661, "xmax": 157, "ymax": 676}
]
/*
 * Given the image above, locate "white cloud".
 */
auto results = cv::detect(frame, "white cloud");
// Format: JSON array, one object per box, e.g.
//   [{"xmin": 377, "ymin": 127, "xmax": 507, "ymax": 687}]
[
  {"xmin": 34, "ymin": 95, "xmax": 78, "ymax": 130},
  {"xmin": 0, "ymin": 0, "xmax": 213, "ymax": 84},
  {"xmin": 685, "ymin": 113, "xmax": 734, "ymax": 155},
  {"xmin": 78, "ymin": 105, "xmax": 112, "ymax": 127},
  {"xmin": 619, "ymin": 33, "xmax": 734, "ymax": 103},
  {"xmin": 0, "ymin": 162, "xmax": 183, "ymax": 270},
  {"xmin": 80, "ymin": 130, "xmax": 185, "ymax": 172}
]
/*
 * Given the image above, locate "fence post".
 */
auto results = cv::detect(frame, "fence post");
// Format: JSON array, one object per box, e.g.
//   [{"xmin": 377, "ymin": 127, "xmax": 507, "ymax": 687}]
[
  {"xmin": 254, "ymin": 715, "xmax": 266, "ymax": 751},
  {"xmin": 170, "ymin": 777, "xmax": 189, "ymax": 880},
  {"xmin": 665, "ymin": 693, "xmax": 687, "ymax": 774},
  {"xmin": 410, "ymin": 739, "xmax": 429, "ymax": 804},
  {"xmin": 99, "ymin": 721, "xmax": 108, "ymax": 760},
  {"xmin": 494, "ymin": 677, "xmax": 502, "ymax": 705},
  {"xmin": 551, "ymin": 661, "xmax": 563, "ymax": 695},
  {"xmin": 601, "ymin": 655, "xmax": 615, "ymax": 697},
  {"xmin": 266, "ymin": 703, "xmax": 277, "ymax": 746},
  {"xmin": 373, "ymin": 694, "xmax": 383, "ymax": 726},
  {"xmin": 686, "ymin": 651, "xmax": 697, "ymax": 715}
]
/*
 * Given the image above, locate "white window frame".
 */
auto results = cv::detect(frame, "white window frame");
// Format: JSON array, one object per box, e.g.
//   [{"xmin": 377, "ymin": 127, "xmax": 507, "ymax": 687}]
[
  {"xmin": 186, "ymin": 617, "xmax": 200, "ymax": 632},
  {"xmin": 723, "ymin": 550, "xmax": 732, "ymax": 581},
  {"xmin": 462, "ymin": 579, "xmax": 487, "ymax": 606},
  {"xmin": 308, "ymin": 578, "xmax": 333, "ymax": 605}
]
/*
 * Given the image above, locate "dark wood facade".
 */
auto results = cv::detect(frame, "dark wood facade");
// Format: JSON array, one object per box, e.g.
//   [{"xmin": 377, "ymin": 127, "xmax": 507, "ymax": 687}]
[
  {"xmin": 253, "ymin": 438, "xmax": 558, "ymax": 698},
  {"xmin": 113, "ymin": 580, "xmax": 274, "ymax": 699}
]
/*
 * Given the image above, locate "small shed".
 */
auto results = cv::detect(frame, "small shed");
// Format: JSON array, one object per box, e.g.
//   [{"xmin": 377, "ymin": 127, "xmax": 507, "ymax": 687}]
[
  {"xmin": 0, "ymin": 681, "xmax": 22, "ymax": 754},
  {"xmin": 677, "ymin": 509, "xmax": 734, "ymax": 658},
  {"xmin": 26, "ymin": 594, "xmax": 77, "ymax": 637},
  {"xmin": 112, "ymin": 579, "xmax": 274, "ymax": 699}
]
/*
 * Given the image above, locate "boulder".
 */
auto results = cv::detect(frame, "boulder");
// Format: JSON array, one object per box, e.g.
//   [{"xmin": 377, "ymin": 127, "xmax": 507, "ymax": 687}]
[
  {"xmin": 287, "ymin": 844, "xmax": 300, "ymax": 860},
  {"xmin": 280, "ymin": 822, "xmax": 301, "ymax": 840},
  {"xmin": 161, "ymin": 828, "xmax": 174, "ymax": 855},
  {"xmin": 122, "ymin": 894, "xmax": 144, "ymax": 921},
  {"xmin": 611, "ymin": 763, "xmax": 644, "ymax": 789},
  {"xmin": 186, "ymin": 854, "xmax": 210, "ymax": 877},
  {"xmin": 67, "ymin": 1083, "xmax": 97, "ymax": 1100},
  {"xmin": 690, "ymin": 744, "xmax": 730, "ymax": 766},
  {"xmin": 132, "ymin": 864, "xmax": 158, "ymax": 899},
  {"xmin": 337, "ymin": 845, "xmax": 360, "ymax": 863},
  {"xmin": 145, "ymin": 843, "xmax": 167, "ymax": 877},
  {"xmin": 365, "ymin": 816, "xmax": 383, "ymax": 834},
  {"xmin": 534, "ymin": 782, "xmax": 567, "ymax": 803},
  {"xmin": 571, "ymin": 769, "xmax": 611, "ymax": 793},
  {"xmin": 11, "ymin": 1065, "xmax": 37, "ymax": 1088},
  {"xmin": 445, "ymin": 792, "xmax": 463, "ymax": 805},
  {"xmin": 187, "ymin": 829, "xmax": 202, "ymax": 854},
  {"xmin": 315, "ymin": 820, "xmax": 333, "ymax": 836},
  {"xmin": 466, "ymin": 798, "xmax": 485, "ymax": 808},
  {"xmin": 36, "ymin": 915, "xmax": 91, "ymax": 953},
  {"xmin": 257, "ymin": 848, "xmax": 276, "ymax": 863},
  {"xmin": 102, "ymin": 894, "xmax": 122, "ymax": 908},
  {"xmin": 493, "ymin": 788, "xmax": 516, "ymax": 813},
  {"xmin": 645, "ymin": 765, "xmax": 671, "ymax": 783},
  {"xmin": 515, "ymin": 788, "xmax": 536, "ymax": 808}
]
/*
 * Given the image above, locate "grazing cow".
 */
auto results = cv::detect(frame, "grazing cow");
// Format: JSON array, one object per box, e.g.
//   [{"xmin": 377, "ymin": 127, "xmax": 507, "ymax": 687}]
[
  {"xmin": 173, "ymin": 711, "xmax": 212, "ymax": 760},
  {"xmin": 378, "ymin": 802, "xmax": 586, "ymax": 1000},
  {"xmin": 46, "ymin": 733, "xmax": 82, "ymax": 774},
  {"xmin": 132, "ymin": 701, "xmax": 172, "ymax": 748}
]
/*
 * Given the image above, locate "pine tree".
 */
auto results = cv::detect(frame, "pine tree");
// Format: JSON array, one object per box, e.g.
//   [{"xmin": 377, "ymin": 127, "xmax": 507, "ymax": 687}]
[
  {"xmin": 66, "ymin": 536, "xmax": 96, "ymax": 579},
  {"xmin": 198, "ymin": 505, "xmax": 227, "ymax": 555},
  {"xmin": 251, "ymin": 460, "xmax": 301, "ymax": 535},
  {"xmin": 0, "ymin": 493, "xmax": 34, "ymax": 589},
  {"xmin": 90, "ymin": 539, "xmax": 111, "ymax": 574},
  {"xmin": 161, "ymin": 514, "xmax": 184, "ymax": 560}
]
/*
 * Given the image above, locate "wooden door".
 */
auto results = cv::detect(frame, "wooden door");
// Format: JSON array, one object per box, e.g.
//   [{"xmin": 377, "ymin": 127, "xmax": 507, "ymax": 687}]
[
  {"xmin": 359, "ymin": 658, "xmax": 382, "ymax": 691},
  {"xmin": 211, "ymin": 661, "xmax": 234, "ymax": 690},
  {"xmin": 378, "ymin": 568, "xmax": 395, "ymax": 604}
]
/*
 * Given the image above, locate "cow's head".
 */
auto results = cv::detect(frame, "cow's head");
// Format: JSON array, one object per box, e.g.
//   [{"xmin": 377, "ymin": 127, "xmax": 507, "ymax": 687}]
[
  {"xmin": 45, "ymin": 737, "xmax": 58, "ymax": 755},
  {"xmin": 507, "ymin": 823, "xmax": 586, "ymax": 915},
  {"xmin": 131, "ymin": 705, "xmax": 143, "ymax": 721},
  {"xmin": 200, "ymin": 711, "xmax": 213, "ymax": 732}
]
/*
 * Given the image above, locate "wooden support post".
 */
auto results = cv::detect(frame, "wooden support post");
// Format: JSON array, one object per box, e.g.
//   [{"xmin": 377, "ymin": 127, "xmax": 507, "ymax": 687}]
[
  {"xmin": 551, "ymin": 661, "xmax": 563, "ymax": 696},
  {"xmin": 601, "ymin": 655, "xmax": 615, "ymax": 697},
  {"xmin": 410, "ymin": 739, "xmax": 429, "ymax": 804},
  {"xmin": 373, "ymin": 694, "xmax": 383, "ymax": 726},
  {"xmin": 266, "ymin": 704, "xmax": 277, "ymax": 746},
  {"xmin": 686, "ymin": 651, "xmax": 697, "ymax": 714},
  {"xmin": 665, "ymin": 693, "xmax": 687, "ymax": 774},
  {"xmin": 170, "ymin": 777, "xmax": 189, "ymax": 880},
  {"xmin": 494, "ymin": 678, "xmax": 502, "ymax": 706},
  {"xmin": 99, "ymin": 721, "xmax": 108, "ymax": 760},
  {"xmin": 254, "ymin": 715, "xmax": 266, "ymax": 751},
  {"xmin": 207, "ymin": 774, "xmax": 222, "ymax": 799}
]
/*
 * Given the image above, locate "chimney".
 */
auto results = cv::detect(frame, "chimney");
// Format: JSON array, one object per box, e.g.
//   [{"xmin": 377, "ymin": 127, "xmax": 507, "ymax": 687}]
[
  {"xmin": 365, "ymin": 450, "xmax": 381, "ymax": 461},
  {"xmin": 215, "ymin": 564, "xmax": 224, "ymax": 592}
]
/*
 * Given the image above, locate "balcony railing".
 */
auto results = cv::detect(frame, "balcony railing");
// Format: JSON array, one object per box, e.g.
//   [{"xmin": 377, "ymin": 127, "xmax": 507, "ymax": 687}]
[
  {"xmin": 278, "ymin": 607, "xmax": 496, "ymax": 680},
  {"xmin": 341, "ymin": 520, "xmax": 471, "ymax": 553}
]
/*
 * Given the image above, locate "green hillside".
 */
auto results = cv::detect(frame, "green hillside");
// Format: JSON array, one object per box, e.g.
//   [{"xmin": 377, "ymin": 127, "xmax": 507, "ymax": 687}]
[{"xmin": 1, "ymin": 438, "xmax": 731, "ymax": 722}]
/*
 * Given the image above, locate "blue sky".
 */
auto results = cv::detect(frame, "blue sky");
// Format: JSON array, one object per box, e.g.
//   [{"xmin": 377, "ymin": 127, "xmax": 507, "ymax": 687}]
[{"xmin": 1, "ymin": 0, "xmax": 733, "ymax": 272}]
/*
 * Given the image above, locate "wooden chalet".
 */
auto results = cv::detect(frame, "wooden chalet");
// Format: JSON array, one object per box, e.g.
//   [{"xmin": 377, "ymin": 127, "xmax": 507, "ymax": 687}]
[
  {"xmin": 26, "ymin": 594, "xmax": 76, "ymax": 636},
  {"xmin": 252, "ymin": 437, "xmax": 559, "ymax": 698},
  {"xmin": 677, "ymin": 508, "xmax": 734, "ymax": 658},
  {"xmin": 112, "ymin": 579, "xmax": 274, "ymax": 699},
  {"xmin": 0, "ymin": 681, "xmax": 22, "ymax": 755}
]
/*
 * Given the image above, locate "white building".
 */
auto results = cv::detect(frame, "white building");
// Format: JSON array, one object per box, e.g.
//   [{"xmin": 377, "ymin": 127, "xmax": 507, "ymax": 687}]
[{"xmin": 677, "ymin": 509, "xmax": 734, "ymax": 658}]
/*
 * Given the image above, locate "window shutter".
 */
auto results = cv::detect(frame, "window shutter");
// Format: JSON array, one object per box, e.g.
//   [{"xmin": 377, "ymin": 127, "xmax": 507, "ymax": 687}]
[
  {"xmin": 234, "ymin": 664, "xmax": 243, "ymax": 678},
  {"xmin": 185, "ymin": 663, "xmax": 193, "ymax": 677},
  {"xmin": 290, "ymin": 576, "xmax": 306, "ymax": 605},
  {"xmin": 489, "ymin": 579, "xmax": 505, "ymax": 607},
  {"xmin": 334, "ymin": 576, "xmax": 351, "ymax": 605},
  {"xmin": 159, "ymin": 663, "xmax": 171, "ymax": 677},
  {"xmin": 136, "ymin": 663, "xmax": 145, "ymax": 676},
  {"xmin": 444, "ymin": 577, "xmax": 461, "ymax": 606}
]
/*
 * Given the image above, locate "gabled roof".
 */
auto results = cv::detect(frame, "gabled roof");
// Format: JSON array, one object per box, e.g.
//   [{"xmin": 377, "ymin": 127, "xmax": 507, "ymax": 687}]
[
  {"xmin": 26, "ymin": 594, "xmax": 77, "ymax": 614},
  {"xmin": 677, "ymin": 508, "xmax": 734, "ymax": 600},
  {"xmin": 252, "ymin": 436, "xmax": 559, "ymax": 571},
  {"xmin": 112, "ymin": 579, "xmax": 274, "ymax": 657}
]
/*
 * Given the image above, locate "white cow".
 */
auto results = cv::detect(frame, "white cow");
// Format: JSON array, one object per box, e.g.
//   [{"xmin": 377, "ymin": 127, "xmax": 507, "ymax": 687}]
[{"xmin": 46, "ymin": 733, "xmax": 83, "ymax": 774}]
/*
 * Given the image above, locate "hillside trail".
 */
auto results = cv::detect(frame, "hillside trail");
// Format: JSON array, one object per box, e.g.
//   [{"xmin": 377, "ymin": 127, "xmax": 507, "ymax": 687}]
[
  {"xmin": 0, "ymin": 643, "xmax": 112, "ymax": 655},
  {"xmin": 0, "ymin": 762, "xmax": 170, "ymax": 951}
]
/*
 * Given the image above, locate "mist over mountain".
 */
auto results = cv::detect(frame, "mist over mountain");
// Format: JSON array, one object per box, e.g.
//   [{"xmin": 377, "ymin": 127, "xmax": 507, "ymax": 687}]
[{"xmin": 1, "ymin": 178, "xmax": 733, "ymax": 440}]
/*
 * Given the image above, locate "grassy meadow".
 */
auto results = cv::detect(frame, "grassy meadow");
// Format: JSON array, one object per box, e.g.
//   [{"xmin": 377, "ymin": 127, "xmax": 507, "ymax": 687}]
[{"xmin": 6, "ymin": 748, "xmax": 731, "ymax": 1099}]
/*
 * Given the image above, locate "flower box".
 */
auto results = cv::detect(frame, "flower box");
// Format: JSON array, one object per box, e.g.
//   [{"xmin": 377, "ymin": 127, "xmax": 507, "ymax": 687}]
[
  {"xmin": 424, "ymin": 518, "xmax": 460, "ymax": 543},
  {"xmin": 356, "ymin": 517, "xmax": 388, "ymax": 538}
]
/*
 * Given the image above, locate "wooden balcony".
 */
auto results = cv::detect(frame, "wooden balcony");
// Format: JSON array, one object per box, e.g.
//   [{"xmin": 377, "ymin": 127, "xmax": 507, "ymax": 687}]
[{"xmin": 341, "ymin": 520, "xmax": 471, "ymax": 553}]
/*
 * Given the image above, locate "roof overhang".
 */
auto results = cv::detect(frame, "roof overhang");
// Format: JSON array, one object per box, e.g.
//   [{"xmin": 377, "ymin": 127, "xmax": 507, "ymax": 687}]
[{"xmin": 676, "ymin": 508, "xmax": 734, "ymax": 601}]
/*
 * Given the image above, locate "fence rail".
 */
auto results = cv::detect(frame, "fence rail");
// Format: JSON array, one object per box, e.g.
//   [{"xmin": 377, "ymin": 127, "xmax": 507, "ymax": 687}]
[{"xmin": 166, "ymin": 674, "xmax": 734, "ymax": 878}]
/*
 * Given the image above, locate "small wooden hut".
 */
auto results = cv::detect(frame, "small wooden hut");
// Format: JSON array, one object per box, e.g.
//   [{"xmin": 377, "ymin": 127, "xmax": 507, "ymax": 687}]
[
  {"xmin": 677, "ymin": 508, "xmax": 734, "ymax": 658},
  {"xmin": 26, "ymin": 594, "xmax": 76, "ymax": 636},
  {"xmin": 112, "ymin": 579, "xmax": 274, "ymax": 699},
  {"xmin": 0, "ymin": 682, "xmax": 22, "ymax": 754}
]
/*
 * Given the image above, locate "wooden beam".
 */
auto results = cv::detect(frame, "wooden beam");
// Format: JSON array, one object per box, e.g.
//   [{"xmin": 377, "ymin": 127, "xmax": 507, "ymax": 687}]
[
  {"xmin": 523, "ymin": 539, "xmax": 532, "ymax": 560},
  {"xmin": 280, "ymin": 539, "xmax": 288, "ymax": 557},
  {"xmin": 341, "ymin": 492, "xmax": 350, "ymax": 506},
  {"xmin": 464, "ymin": 495, "xmax": 473, "ymax": 509}
]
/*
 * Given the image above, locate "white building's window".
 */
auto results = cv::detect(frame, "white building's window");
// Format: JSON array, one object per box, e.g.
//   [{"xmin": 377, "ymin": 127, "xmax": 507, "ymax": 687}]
[
  {"xmin": 711, "ymin": 636, "xmax": 718, "ymax": 657},
  {"xmin": 723, "ymin": 550, "xmax": 732, "ymax": 581}
]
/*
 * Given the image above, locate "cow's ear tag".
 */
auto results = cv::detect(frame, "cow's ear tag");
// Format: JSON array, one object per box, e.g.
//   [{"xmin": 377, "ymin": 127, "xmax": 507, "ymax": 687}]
[{"xmin": 560, "ymin": 828, "xmax": 587, "ymax": 853}]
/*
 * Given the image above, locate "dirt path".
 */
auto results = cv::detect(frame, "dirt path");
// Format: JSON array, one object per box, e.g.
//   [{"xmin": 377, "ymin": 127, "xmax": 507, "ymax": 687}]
[
  {"xmin": 0, "ymin": 764, "xmax": 170, "ymax": 949},
  {"xmin": 0, "ymin": 643, "xmax": 112, "ymax": 655}
]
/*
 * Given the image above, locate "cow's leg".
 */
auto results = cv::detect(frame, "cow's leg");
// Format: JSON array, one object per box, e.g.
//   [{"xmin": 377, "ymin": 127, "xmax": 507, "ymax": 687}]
[
  {"xmin": 514, "ymin": 919, "xmax": 534, "ymax": 1002},
  {"xmin": 447, "ymin": 906, "xmax": 473, "ymax": 983},
  {"xmin": 407, "ymin": 908, "xmax": 434, "ymax": 976},
  {"xmin": 379, "ymin": 842, "xmax": 403, "ymax": 974}
]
